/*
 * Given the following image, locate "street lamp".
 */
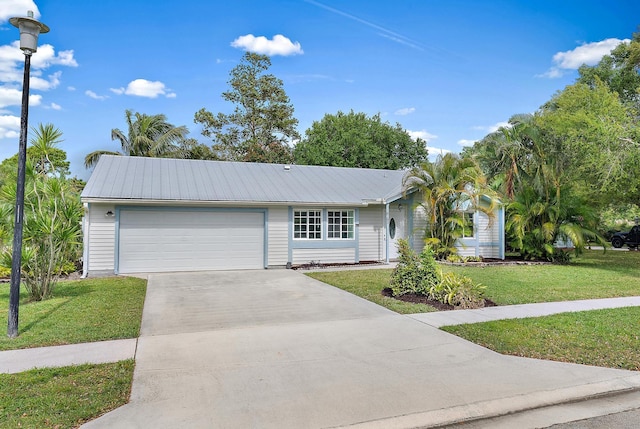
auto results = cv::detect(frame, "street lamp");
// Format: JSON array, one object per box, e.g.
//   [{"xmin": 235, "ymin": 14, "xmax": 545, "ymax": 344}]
[{"xmin": 7, "ymin": 11, "xmax": 49, "ymax": 338}]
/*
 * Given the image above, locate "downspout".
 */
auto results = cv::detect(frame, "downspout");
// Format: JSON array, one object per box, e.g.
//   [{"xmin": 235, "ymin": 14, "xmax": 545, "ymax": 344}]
[
  {"xmin": 385, "ymin": 202, "xmax": 390, "ymax": 264},
  {"xmin": 81, "ymin": 202, "xmax": 89, "ymax": 278}
]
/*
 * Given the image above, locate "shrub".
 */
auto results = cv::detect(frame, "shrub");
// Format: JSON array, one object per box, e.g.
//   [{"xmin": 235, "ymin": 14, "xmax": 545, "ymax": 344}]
[
  {"xmin": 446, "ymin": 254, "xmax": 463, "ymax": 263},
  {"xmin": 416, "ymin": 246, "xmax": 441, "ymax": 295},
  {"xmin": 432, "ymin": 272, "xmax": 486, "ymax": 309},
  {"xmin": 390, "ymin": 239, "xmax": 421, "ymax": 296}
]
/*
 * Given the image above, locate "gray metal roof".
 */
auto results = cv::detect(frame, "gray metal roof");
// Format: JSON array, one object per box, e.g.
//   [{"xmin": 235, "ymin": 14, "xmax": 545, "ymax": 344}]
[{"xmin": 81, "ymin": 155, "xmax": 407, "ymax": 205}]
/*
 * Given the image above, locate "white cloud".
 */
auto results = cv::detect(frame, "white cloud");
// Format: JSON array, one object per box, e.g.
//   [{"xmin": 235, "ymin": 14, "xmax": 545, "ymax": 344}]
[
  {"xmin": 457, "ymin": 139, "xmax": 477, "ymax": 147},
  {"xmin": 231, "ymin": 34, "xmax": 303, "ymax": 56},
  {"xmin": 30, "ymin": 70, "xmax": 61, "ymax": 90},
  {"xmin": 48, "ymin": 102, "xmax": 61, "ymax": 110},
  {"xmin": 487, "ymin": 121, "xmax": 510, "ymax": 133},
  {"xmin": 111, "ymin": 79, "xmax": 176, "ymax": 98},
  {"xmin": 427, "ymin": 146, "xmax": 452, "ymax": 161},
  {"xmin": 539, "ymin": 38, "xmax": 629, "ymax": 79},
  {"xmin": 85, "ymin": 90, "xmax": 108, "ymax": 100},
  {"xmin": 394, "ymin": 107, "xmax": 415, "ymax": 116},
  {"xmin": 0, "ymin": 86, "xmax": 40, "ymax": 108},
  {"xmin": 30, "ymin": 45, "xmax": 78, "ymax": 69},
  {"xmin": 407, "ymin": 129, "xmax": 437, "ymax": 141},
  {"xmin": 0, "ymin": 1, "xmax": 40, "ymax": 22},
  {"xmin": 474, "ymin": 121, "xmax": 511, "ymax": 134},
  {"xmin": 67, "ymin": 86, "xmax": 76, "ymax": 91},
  {"xmin": 0, "ymin": 114, "xmax": 20, "ymax": 138}
]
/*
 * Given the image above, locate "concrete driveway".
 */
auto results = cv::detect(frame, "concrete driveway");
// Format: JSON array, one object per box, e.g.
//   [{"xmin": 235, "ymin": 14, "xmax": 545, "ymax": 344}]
[{"xmin": 83, "ymin": 270, "xmax": 640, "ymax": 429}]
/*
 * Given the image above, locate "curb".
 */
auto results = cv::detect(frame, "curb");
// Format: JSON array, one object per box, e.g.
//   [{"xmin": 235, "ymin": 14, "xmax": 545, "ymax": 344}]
[{"xmin": 331, "ymin": 375, "xmax": 640, "ymax": 429}]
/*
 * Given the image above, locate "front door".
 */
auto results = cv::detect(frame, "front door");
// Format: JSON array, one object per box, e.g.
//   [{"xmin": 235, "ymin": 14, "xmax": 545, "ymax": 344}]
[{"xmin": 388, "ymin": 204, "xmax": 406, "ymax": 260}]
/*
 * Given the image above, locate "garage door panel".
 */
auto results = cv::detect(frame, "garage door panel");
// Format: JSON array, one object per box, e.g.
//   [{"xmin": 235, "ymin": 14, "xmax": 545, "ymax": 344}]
[{"xmin": 118, "ymin": 210, "xmax": 264, "ymax": 273}]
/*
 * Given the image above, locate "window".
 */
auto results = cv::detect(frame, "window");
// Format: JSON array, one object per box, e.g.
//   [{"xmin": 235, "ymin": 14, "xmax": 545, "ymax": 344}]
[
  {"xmin": 294, "ymin": 210, "xmax": 322, "ymax": 239},
  {"xmin": 328, "ymin": 210, "xmax": 354, "ymax": 239},
  {"xmin": 462, "ymin": 212, "xmax": 474, "ymax": 238}
]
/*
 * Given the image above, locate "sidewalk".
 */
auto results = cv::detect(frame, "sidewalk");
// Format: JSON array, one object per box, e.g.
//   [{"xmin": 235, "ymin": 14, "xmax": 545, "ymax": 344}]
[
  {"xmin": 0, "ymin": 338, "xmax": 137, "ymax": 374},
  {"xmin": 2, "ymin": 296, "xmax": 639, "ymax": 374},
  {"xmin": 409, "ymin": 296, "xmax": 640, "ymax": 327}
]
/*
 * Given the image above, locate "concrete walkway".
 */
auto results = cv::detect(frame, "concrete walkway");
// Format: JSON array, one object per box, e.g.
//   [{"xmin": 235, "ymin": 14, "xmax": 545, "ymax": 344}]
[
  {"xmin": 3, "ymin": 296, "xmax": 638, "ymax": 374},
  {"xmin": 410, "ymin": 296, "xmax": 640, "ymax": 328},
  {"xmin": 2, "ymin": 271, "xmax": 640, "ymax": 429},
  {"xmin": 0, "ymin": 338, "xmax": 137, "ymax": 374}
]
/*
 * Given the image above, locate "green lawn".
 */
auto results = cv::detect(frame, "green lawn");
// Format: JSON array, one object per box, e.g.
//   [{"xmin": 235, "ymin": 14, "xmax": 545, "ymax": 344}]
[
  {"xmin": 0, "ymin": 360, "xmax": 134, "ymax": 429},
  {"xmin": 307, "ymin": 269, "xmax": 438, "ymax": 314},
  {"xmin": 443, "ymin": 250, "xmax": 640, "ymax": 305},
  {"xmin": 0, "ymin": 276, "xmax": 147, "ymax": 351},
  {"xmin": 443, "ymin": 307, "xmax": 640, "ymax": 371},
  {"xmin": 307, "ymin": 250, "xmax": 640, "ymax": 311},
  {"xmin": 0, "ymin": 276, "xmax": 146, "ymax": 427}
]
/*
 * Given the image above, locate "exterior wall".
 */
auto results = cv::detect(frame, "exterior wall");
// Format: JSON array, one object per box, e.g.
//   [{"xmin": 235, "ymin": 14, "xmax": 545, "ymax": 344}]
[
  {"xmin": 408, "ymin": 202, "xmax": 505, "ymax": 260},
  {"xmin": 292, "ymin": 248, "xmax": 356, "ymax": 265},
  {"xmin": 411, "ymin": 204, "xmax": 427, "ymax": 254},
  {"xmin": 86, "ymin": 203, "xmax": 116, "ymax": 272},
  {"xmin": 358, "ymin": 206, "xmax": 384, "ymax": 261},
  {"xmin": 84, "ymin": 202, "xmax": 391, "ymax": 274},
  {"xmin": 267, "ymin": 206, "xmax": 288, "ymax": 267},
  {"xmin": 457, "ymin": 211, "xmax": 503, "ymax": 259}
]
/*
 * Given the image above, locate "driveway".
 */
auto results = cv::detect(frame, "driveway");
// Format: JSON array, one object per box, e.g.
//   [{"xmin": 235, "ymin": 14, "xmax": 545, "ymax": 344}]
[{"xmin": 83, "ymin": 270, "xmax": 640, "ymax": 429}]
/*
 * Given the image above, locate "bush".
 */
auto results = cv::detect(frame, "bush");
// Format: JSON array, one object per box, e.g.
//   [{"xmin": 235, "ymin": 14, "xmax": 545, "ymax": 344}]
[
  {"xmin": 390, "ymin": 240, "xmax": 486, "ymax": 309},
  {"xmin": 416, "ymin": 246, "xmax": 440, "ymax": 295},
  {"xmin": 390, "ymin": 239, "xmax": 422, "ymax": 296},
  {"xmin": 431, "ymin": 272, "xmax": 486, "ymax": 309}
]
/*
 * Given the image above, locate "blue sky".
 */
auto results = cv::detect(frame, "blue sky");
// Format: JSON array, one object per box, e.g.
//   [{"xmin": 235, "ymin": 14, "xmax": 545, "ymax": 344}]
[{"xmin": 0, "ymin": 0, "xmax": 638, "ymax": 179}]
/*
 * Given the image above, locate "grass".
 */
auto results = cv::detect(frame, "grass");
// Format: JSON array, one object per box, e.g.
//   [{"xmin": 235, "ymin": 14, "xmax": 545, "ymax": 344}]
[
  {"xmin": 307, "ymin": 269, "xmax": 438, "ymax": 314},
  {"xmin": 0, "ymin": 360, "xmax": 134, "ymax": 429},
  {"xmin": 0, "ymin": 276, "xmax": 147, "ymax": 351},
  {"xmin": 443, "ymin": 250, "xmax": 640, "ymax": 305},
  {"xmin": 306, "ymin": 250, "xmax": 640, "ymax": 311},
  {"xmin": 443, "ymin": 307, "xmax": 640, "ymax": 371}
]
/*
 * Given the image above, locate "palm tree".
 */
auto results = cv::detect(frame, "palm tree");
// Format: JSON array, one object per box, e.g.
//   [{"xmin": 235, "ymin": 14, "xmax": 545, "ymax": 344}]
[
  {"xmin": 84, "ymin": 110, "xmax": 190, "ymax": 168},
  {"xmin": 402, "ymin": 153, "xmax": 497, "ymax": 259}
]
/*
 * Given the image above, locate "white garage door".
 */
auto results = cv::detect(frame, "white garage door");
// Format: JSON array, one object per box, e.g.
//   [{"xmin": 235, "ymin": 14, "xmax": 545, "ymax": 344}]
[{"xmin": 118, "ymin": 209, "xmax": 264, "ymax": 273}]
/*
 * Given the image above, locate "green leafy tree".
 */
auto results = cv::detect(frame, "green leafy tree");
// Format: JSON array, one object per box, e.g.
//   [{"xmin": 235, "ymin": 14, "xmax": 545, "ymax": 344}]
[
  {"xmin": 0, "ymin": 124, "xmax": 71, "ymax": 188},
  {"xmin": 294, "ymin": 110, "xmax": 429, "ymax": 169},
  {"xmin": 0, "ymin": 125, "xmax": 82, "ymax": 300},
  {"xmin": 402, "ymin": 153, "xmax": 497, "ymax": 259},
  {"xmin": 194, "ymin": 52, "xmax": 299, "ymax": 163},
  {"xmin": 537, "ymin": 79, "xmax": 640, "ymax": 205},
  {"xmin": 506, "ymin": 183, "xmax": 606, "ymax": 261},
  {"xmin": 577, "ymin": 32, "xmax": 640, "ymax": 108},
  {"xmin": 85, "ymin": 109, "xmax": 192, "ymax": 168}
]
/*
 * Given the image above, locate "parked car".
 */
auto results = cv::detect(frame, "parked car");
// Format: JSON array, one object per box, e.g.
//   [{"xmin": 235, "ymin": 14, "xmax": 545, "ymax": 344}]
[{"xmin": 611, "ymin": 225, "xmax": 640, "ymax": 249}]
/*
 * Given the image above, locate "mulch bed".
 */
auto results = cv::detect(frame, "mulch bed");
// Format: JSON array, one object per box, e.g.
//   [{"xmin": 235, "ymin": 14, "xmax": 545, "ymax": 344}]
[{"xmin": 381, "ymin": 287, "xmax": 497, "ymax": 311}]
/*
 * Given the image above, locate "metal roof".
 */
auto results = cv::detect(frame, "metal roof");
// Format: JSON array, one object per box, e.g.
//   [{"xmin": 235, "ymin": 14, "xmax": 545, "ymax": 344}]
[{"xmin": 81, "ymin": 155, "xmax": 407, "ymax": 205}]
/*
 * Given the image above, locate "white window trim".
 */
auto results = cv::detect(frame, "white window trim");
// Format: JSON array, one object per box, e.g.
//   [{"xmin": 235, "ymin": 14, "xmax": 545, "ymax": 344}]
[
  {"xmin": 293, "ymin": 209, "xmax": 323, "ymax": 240},
  {"xmin": 462, "ymin": 211, "xmax": 475, "ymax": 239},
  {"xmin": 327, "ymin": 209, "xmax": 355, "ymax": 240}
]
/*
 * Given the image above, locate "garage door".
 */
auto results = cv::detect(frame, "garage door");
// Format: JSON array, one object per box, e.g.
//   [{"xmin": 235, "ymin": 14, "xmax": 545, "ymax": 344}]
[{"xmin": 118, "ymin": 209, "xmax": 265, "ymax": 273}]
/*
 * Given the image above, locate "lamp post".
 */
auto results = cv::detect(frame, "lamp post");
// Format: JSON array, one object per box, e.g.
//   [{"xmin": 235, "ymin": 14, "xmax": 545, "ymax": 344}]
[{"xmin": 7, "ymin": 11, "xmax": 49, "ymax": 338}]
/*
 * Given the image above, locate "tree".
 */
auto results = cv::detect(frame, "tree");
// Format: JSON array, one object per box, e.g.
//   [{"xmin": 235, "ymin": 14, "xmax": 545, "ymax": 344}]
[
  {"xmin": 0, "ymin": 124, "xmax": 71, "ymax": 188},
  {"xmin": 194, "ymin": 52, "xmax": 299, "ymax": 163},
  {"xmin": 577, "ymin": 32, "xmax": 640, "ymax": 108},
  {"xmin": 84, "ymin": 110, "xmax": 192, "ymax": 168},
  {"xmin": 293, "ymin": 110, "xmax": 429, "ymax": 169},
  {"xmin": 537, "ymin": 79, "xmax": 640, "ymax": 205},
  {"xmin": 505, "ymin": 182, "xmax": 606, "ymax": 261},
  {"xmin": 402, "ymin": 153, "xmax": 497, "ymax": 259},
  {"xmin": 0, "ymin": 125, "xmax": 82, "ymax": 300}
]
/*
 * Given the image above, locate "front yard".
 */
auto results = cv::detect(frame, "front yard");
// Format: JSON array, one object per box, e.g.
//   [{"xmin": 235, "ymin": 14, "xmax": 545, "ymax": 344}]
[
  {"xmin": 0, "ymin": 276, "xmax": 146, "ymax": 428},
  {"xmin": 307, "ymin": 250, "xmax": 640, "ymax": 309},
  {"xmin": 307, "ymin": 250, "xmax": 640, "ymax": 371}
]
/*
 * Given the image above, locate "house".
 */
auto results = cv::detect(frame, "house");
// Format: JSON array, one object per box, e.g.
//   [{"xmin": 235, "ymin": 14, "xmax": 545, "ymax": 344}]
[{"xmin": 80, "ymin": 156, "xmax": 504, "ymax": 276}]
